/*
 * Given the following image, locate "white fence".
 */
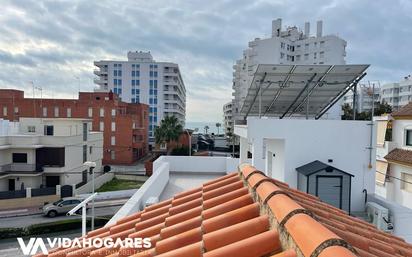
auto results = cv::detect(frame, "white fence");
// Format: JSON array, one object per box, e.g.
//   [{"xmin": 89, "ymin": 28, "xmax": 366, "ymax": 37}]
[{"xmin": 107, "ymin": 156, "xmax": 245, "ymax": 226}]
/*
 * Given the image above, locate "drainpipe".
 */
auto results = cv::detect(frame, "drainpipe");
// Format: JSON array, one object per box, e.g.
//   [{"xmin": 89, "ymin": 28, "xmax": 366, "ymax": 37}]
[{"xmin": 368, "ymin": 81, "xmax": 375, "ymax": 169}]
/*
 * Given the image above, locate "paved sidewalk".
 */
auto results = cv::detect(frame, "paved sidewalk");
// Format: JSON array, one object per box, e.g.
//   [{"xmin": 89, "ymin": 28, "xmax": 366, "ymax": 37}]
[{"xmin": 0, "ymin": 198, "xmax": 128, "ymax": 218}]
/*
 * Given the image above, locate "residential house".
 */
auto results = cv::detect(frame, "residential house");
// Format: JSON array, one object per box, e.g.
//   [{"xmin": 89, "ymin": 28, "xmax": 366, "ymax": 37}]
[{"xmin": 0, "ymin": 117, "xmax": 103, "ymax": 191}]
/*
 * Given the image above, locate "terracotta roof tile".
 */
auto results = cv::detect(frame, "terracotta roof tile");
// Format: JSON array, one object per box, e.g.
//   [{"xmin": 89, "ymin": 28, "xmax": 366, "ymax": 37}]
[
  {"xmin": 384, "ymin": 148, "xmax": 412, "ymax": 166},
  {"xmin": 391, "ymin": 103, "xmax": 412, "ymax": 117},
  {"xmin": 39, "ymin": 164, "xmax": 412, "ymax": 257}
]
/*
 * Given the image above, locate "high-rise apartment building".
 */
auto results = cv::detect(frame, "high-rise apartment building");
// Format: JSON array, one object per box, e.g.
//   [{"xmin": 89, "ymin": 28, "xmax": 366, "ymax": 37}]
[
  {"xmin": 232, "ymin": 19, "xmax": 347, "ymax": 121},
  {"xmin": 223, "ymin": 101, "xmax": 233, "ymax": 135},
  {"xmin": 381, "ymin": 75, "xmax": 412, "ymax": 111},
  {"xmin": 0, "ymin": 90, "xmax": 148, "ymax": 165},
  {"xmin": 343, "ymin": 84, "xmax": 381, "ymax": 113},
  {"xmin": 94, "ymin": 51, "xmax": 186, "ymax": 144}
]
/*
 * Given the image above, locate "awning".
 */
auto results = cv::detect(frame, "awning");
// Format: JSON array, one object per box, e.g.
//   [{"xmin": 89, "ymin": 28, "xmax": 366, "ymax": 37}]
[
  {"xmin": 376, "ymin": 121, "xmax": 388, "ymax": 147},
  {"xmin": 376, "ymin": 160, "xmax": 388, "ymax": 185}
]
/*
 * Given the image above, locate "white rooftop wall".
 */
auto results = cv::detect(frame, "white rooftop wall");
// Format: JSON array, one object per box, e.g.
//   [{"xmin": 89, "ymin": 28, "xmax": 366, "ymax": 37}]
[{"xmin": 235, "ymin": 117, "xmax": 376, "ymax": 212}]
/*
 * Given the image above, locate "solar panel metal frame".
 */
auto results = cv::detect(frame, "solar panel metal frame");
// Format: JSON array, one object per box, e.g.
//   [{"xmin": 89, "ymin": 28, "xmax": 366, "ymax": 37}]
[{"xmin": 239, "ymin": 64, "xmax": 369, "ymax": 118}]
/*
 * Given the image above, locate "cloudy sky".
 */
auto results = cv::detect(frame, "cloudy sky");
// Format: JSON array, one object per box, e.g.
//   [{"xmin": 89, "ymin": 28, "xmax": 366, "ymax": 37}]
[{"xmin": 0, "ymin": 0, "xmax": 411, "ymax": 122}]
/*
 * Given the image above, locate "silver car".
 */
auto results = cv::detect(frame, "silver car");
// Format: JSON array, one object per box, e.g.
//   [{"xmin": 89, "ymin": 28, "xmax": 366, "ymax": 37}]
[{"xmin": 42, "ymin": 197, "xmax": 86, "ymax": 217}]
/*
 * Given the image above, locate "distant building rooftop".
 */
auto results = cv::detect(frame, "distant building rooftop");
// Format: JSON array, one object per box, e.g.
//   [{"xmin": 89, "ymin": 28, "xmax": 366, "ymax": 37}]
[
  {"xmin": 385, "ymin": 148, "xmax": 412, "ymax": 166},
  {"xmin": 391, "ymin": 102, "xmax": 412, "ymax": 118}
]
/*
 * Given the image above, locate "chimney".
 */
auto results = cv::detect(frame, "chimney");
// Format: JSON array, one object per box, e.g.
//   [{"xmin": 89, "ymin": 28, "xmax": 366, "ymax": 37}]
[
  {"xmin": 272, "ymin": 18, "xmax": 282, "ymax": 37},
  {"xmin": 316, "ymin": 20, "xmax": 323, "ymax": 37},
  {"xmin": 304, "ymin": 22, "xmax": 310, "ymax": 37}
]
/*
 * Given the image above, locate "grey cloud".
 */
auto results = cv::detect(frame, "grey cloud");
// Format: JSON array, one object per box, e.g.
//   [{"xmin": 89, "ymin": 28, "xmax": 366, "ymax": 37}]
[
  {"xmin": 0, "ymin": 50, "xmax": 37, "ymax": 67},
  {"xmin": 0, "ymin": 0, "xmax": 412, "ymax": 121}
]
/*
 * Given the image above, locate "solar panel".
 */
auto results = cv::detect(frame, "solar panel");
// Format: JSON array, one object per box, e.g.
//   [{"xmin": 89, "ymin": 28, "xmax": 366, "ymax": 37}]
[{"xmin": 239, "ymin": 64, "xmax": 369, "ymax": 119}]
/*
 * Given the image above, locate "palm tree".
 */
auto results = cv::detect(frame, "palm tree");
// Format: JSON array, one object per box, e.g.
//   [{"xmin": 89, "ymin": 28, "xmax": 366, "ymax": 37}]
[
  {"xmin": 154, "ymin": 116, "xmax": 183, "ymax": 155},
  {"xmin": 204, "ymin": 125, "xmax": 209, "ymax": 134},
  {"xmin": 216, "ymin": 123, "xmax": 221, "ymax": 135}
]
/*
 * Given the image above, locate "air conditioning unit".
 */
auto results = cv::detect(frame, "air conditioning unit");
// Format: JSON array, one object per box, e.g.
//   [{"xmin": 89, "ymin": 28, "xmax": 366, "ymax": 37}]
[
  {"xmin": 366, "ymin": 202, "xmax": 394, "ymax": 232},
  {"xmin": 145, "ymin": 197, "xmax": 159, "ymax": 208}
]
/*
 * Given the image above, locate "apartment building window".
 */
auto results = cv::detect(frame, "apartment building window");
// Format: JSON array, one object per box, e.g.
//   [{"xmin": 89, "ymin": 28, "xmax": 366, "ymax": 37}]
[
  {"xmin": 111, "ymin": 109, "xmax": 116, "ymax": 116},
  {"xmin": 89, "ymin": 146, "xmax": 93, "ymax": 154},
  {"xmin": 406, "ymin": 130, "xmax": 412, "ymax": 146},
  {"xmin": 314, "ymin": 42, "xmax": 317, "ymax": 47},
  {"xmin": 42, "ymin": 107, "xmax": 47, "ymax": 117},
  {"xmin": 296, "ymin": 55, "xmax": 301, "ymax": 61},
  {"xmin": 111, "ymin": 136, "xmax": 116, "ymax": 145},
  {"xmin": 54, "ymin": 107, "xmax": 59, "ymax": 117},
  {"xmin": 100, "ymin": 108, "xmax": 104, "ymax": 117},
  {"xmin": 28, "ymin": 126, "xmax": 35, "ymax": 133},
  {"xmin": 320, "ymin": 41, "xmax": 325, "ymax": 47},
  {"xmin": 83, "ymin": 145, "xmax": 87, "ymax": 163},
  {"xmin": 111, "ymin": 150, "xmax": 115, "ymax": 160},
  {"xmin": 99, "ymin": 121, "xmax": 104, "ymax": 131},
  {"xmin": 88, "ymin": 107, "xmax": 93, "ymax": 117},
  {"xmin": 13, "ymin": 153, "xmax": 27, "ymax": 163},
  {"xmin": 111, "ymin": 122, "xmax": 116, "ymax": 131},
  {"xmin": 401, "ymin": 173, "xmax": 412, "ymax": 192},
  {"xmin": 305, "ymin": 43, "xmax": 309, "ymax": 50},
  {"xmin": 66, "ymin": 108, "xmax": 72, "ymax": 118},
  {"xmin": 2, "ymin": 106, "xmax": 7, "ymax": 116},
  {"xmin": 304, "ymin": 54, "xmax": 309, "ymax": 60},
  {"xmin": 314, "ymin": 53, "xmax": 317, "ymax": 59},
  {"xmin": 281, "ymin": 42, "xmax": 285, "ymax": 49},
  {"xmin": 319, "ymin": 51, "xmax": 324, "ymax": 58},
  {"xmin": 280, "ymin": 53, "xmax": 285, "ymax": 59},
  {"xmin": 14, "ymin": 106, "xmax": 19, "ymax": 114},
  {"xmin": 44, "ymin": 125, "xmax": 54, "ymax": 136}
]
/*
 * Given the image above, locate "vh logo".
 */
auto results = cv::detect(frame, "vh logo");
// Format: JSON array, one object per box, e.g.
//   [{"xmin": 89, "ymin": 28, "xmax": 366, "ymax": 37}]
[{"xmin": 17, "ymin": 238, "xmax": 49, "ymax": 255}]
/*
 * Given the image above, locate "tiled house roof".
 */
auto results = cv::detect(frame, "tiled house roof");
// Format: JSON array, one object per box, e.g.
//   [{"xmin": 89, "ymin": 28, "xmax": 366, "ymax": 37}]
[
  {"xmin": 385, "ymin": 148, "xmax": 412, "ymax": 166},
  {"xmin": 392, "ymin": 103, "xmax": 412, "ymax": 118},
  {"xmin": 34, "ymin": 164, "xmax": 412, "ymax": 257}
]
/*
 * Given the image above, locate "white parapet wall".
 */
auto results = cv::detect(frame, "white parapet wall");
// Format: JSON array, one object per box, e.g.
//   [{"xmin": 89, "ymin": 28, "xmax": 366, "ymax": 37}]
[
  {"xmin": 75, "ymin": 172, "xmax": 114, "ymax": 195},
  {"xmin": 154, "ymin": 156, "xmax": 242, "ymax": 174},
  {"xmin": 107, "ymin": 156, "xmax": 246, "ymax": 226},
  {"xmin": 107, "ymin": 161, "xmax": 170, "ymax": 226},
  {"xmin": 369, "ymin": 193, "xmax": 412, "ymax": 243}
]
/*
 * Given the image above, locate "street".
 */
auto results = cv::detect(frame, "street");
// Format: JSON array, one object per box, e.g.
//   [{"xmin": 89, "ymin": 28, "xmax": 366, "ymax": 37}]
[{"xmin": 0, "ymin": 204, "xmax": 121, "ymax": 229}]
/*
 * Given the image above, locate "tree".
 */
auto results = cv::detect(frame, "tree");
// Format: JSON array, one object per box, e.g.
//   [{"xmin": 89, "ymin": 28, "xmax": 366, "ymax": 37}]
[
  {"xmin": 341, "ymin": 103, "xmax": 353, "ymax": 120},
  {"xmin": 374, "ymin": 101, "xmax": 392, "ymax": 116},
  {"xmin": 204, "ymin": 125, "xmax": 209, "ymax": 134},
  {"xmin": 341, "ymin": 102, "xmax": 392, "ymax": 120},
  {"xmin": 154, "ymin": 116, "xmax": 183, "ymax": 155},
  {"xmin": 215, "ymin": 123, "xmax": 221, "ymax": 135}
]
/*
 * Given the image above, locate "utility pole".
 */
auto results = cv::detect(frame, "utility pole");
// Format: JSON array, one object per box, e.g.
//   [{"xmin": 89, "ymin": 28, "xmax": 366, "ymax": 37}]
[{"xmin": 30, "ymin": 81, "xmax": 36, "ymax": 117}]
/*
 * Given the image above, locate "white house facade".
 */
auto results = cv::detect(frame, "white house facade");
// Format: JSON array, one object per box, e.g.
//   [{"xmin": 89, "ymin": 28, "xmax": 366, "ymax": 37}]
[{"xmin": 0, "ymin": 118, "xmax": 103, "ymax": 192}]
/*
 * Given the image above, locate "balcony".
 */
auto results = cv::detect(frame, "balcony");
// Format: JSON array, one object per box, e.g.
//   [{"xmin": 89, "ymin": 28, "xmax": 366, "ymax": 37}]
[
  {"xmin": 94, "ymin": 68, "xmax": 108, "ymax": 75},
  {"xmin": 94, "ymin": 78, "xmax": 107, "ymax": 85},
  {"xmin": 0, "ymin": 163, "xmax": 43, "ymax": 174}
]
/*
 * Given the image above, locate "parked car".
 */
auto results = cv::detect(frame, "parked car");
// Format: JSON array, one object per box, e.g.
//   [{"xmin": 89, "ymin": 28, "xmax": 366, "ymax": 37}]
[{"xmin": 42, "ymin": 197, "xmax": 87, "ymax": 217}]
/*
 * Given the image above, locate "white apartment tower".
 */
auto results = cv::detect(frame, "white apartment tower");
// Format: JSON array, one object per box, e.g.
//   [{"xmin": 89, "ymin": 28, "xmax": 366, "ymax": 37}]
[
  {"xmin": 343, "ymin": 84, "xmax": 381, "ymax": 113},
  {"xmin": 94, "ymin": 51, "xmax": 186, "ymax": 143},
  {"xmin": 223, "ymin": 101, "xmax": 233, "ymax": 135},
  {"xmin": 232, "ymin": 19, "xmax": 347, "ymax": 121},
  {"xmin": 381, "ymin": 75, "xmax": 412, "ymax": 111}
]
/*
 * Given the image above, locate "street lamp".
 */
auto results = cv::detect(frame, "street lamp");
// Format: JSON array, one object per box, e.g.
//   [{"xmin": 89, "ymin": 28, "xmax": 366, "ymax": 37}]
[
  {"xmin": 185, "ymin": 128, "xmax": 198, "ymax": 156},
  {"xmin": 84, "ymin": 161, "xmax": 96, "ymax": 230}
]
